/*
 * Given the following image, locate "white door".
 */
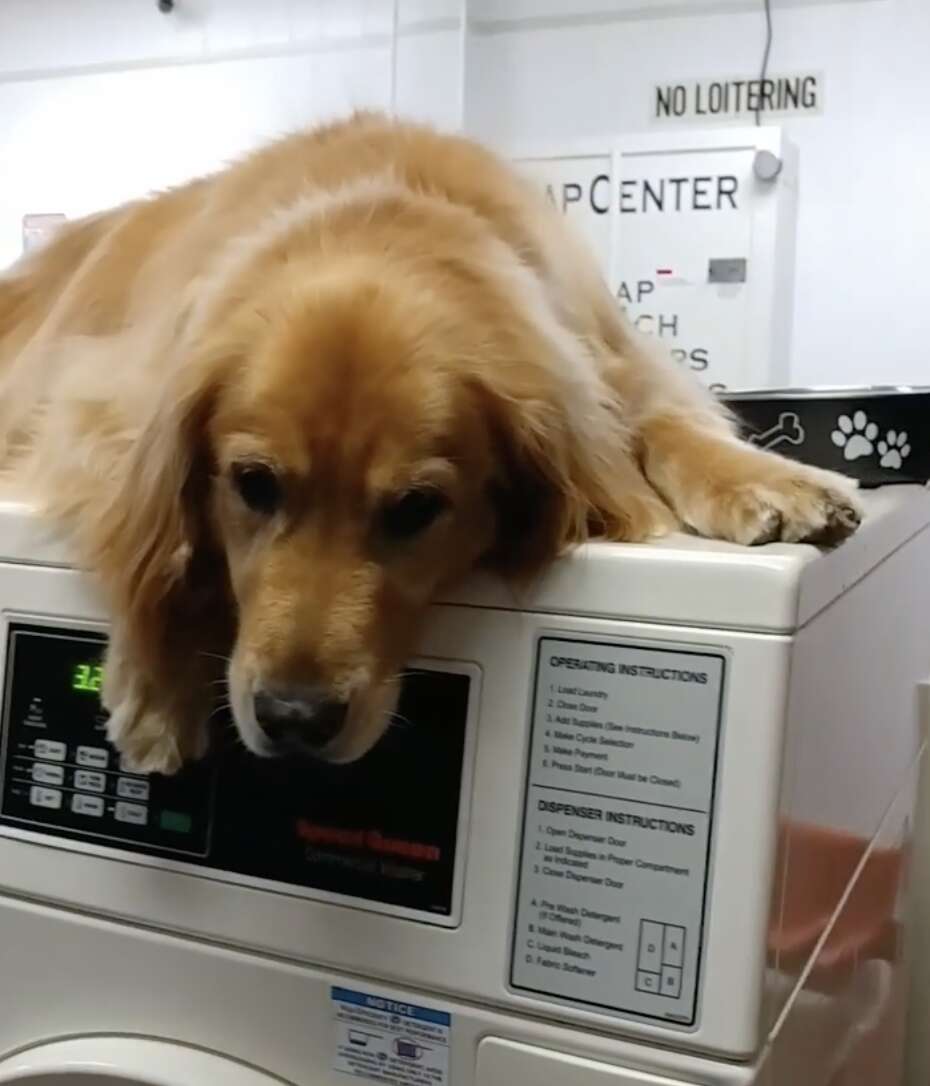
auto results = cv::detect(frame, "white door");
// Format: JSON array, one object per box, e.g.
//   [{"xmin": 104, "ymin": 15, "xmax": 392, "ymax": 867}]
[
  {"xmin": 611, "ymin": 145, "xmax": 755, "ymax": 390},
  {"xmin": 0, "ymin": 1038, "xmax": 289, "ymax": 1085},
  {"xmin": 516, "ymin": 128, "xmax": 796, "ymax": 392}
]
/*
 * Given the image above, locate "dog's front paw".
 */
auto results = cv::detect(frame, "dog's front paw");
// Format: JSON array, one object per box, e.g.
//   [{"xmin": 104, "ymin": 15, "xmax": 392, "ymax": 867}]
[
  {"xmin": 105, "ymin": 688, "xmax": 208, "ymax": 776},
  {"xmin": 106, "ymin": 695, "xmax": 183, "ymax": 775},
  {"xmin": 711, "ymin": 469, "xmax": 862, "ymax": 547}
]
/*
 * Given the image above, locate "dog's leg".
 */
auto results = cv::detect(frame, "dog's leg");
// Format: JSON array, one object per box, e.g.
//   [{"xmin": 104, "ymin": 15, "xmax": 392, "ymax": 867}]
[
  {"xmin": 593, "ymin": 452, "xmax": 682, "ymax": 542},
  {"xmin": 102, "ymin": 611, "xmax": 223, "ymax": 775},
  {"xmin": 583, "ymin": 292, "xmax": 860, "ymax": 547},
  {"xmin": 637, "ymin": 411, "xmax": 861, "ymax": 546}
]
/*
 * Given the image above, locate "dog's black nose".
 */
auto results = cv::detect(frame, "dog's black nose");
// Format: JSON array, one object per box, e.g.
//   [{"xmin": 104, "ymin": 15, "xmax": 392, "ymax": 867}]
[{"xmin": 253, "ymin": 686, "xmax": 348, "ymax": 753}]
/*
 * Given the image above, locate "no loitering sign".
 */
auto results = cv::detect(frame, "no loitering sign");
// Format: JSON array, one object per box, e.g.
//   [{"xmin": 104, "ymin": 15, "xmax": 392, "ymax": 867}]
[{"xmin": 652, "ymin": 72, "xmax": 823, "ymax": 125}]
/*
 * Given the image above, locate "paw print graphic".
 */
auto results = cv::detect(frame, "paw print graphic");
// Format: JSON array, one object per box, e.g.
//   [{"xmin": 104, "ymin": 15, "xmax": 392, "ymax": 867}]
[
  {"xmin": 831, "ymin": 411, "xmax": 878, "ymax": 461},
  {"xmin": 877, "ymin": 430, "xmax": 910, "ymax": 470}
]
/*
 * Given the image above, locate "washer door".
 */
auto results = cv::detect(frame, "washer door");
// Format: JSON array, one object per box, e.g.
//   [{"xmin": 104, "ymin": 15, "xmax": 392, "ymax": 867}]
[{"xmin": 0, "ymin": 1038, "xmax": 288, "ymax": 1085}]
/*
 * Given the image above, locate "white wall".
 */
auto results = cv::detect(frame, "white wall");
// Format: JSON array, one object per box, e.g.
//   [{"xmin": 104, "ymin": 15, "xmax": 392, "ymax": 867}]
[
  {"xmin": 2, "ymin": 1, "xmax": 927, "ymax": 387},
  {"xmin": 0, "ymin": 0, "xmax": 463, "ymax": 266},
  {"xmin": 463, "ymin": 0, "xmax": 930, "ymax": 386},
  {"xmin": 1, "ymin": 0, "xmax": 927, "ymax": 387}
]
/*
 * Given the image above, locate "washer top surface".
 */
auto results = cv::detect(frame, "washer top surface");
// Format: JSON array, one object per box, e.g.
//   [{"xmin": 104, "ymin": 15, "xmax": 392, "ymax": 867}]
[{"xmin": 0, "ymin": 486, "xmax": 926, "ymax": 633}]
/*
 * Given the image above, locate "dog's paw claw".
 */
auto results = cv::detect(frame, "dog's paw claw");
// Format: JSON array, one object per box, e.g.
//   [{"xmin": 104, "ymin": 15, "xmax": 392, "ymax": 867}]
[
  {"xmin": 798, "ymin": 497, "xmax": 862, "ymax": 547},
  {"xmin": 729, "ymin": 474, "xmax": 862, "ymax": 548}
]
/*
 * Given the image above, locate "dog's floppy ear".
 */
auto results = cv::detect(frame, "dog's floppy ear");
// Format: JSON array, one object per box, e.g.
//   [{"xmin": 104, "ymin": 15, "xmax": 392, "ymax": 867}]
[
  {"xmin": 82, "ymin": 348, "xmax": 228, "ymax": 636},
  {"xmin": 470, "ymin": 370, "xmax": 625, "ymax": 580}
]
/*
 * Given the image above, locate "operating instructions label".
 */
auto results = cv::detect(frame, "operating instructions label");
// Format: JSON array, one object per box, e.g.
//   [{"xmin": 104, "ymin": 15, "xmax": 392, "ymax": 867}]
[{"xmin": 510, "ymin": 636, "xmax": 726, "ymax": 1026}]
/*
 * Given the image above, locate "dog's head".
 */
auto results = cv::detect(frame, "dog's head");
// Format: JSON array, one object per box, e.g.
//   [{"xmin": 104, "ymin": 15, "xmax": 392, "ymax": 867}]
[{"xmin": 99, "ymin": 248, "xmax": 622, "ymax": 765}]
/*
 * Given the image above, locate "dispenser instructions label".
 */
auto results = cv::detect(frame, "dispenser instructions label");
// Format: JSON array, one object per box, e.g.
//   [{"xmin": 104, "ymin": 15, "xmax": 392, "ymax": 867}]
[
  {"xmin": 510, "ymin": 636, "xmax": 725, "ymax": 1026},
  {"xmin": 332, "ymin": 986, "xmax": 450, "ymax": 1085}
]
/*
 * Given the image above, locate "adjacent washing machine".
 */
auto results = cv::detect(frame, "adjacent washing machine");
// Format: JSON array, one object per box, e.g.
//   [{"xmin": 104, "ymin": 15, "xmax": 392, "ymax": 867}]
[{"xmin": 0, "ymin": 487, "xmax": 926, "ymax": 1085}]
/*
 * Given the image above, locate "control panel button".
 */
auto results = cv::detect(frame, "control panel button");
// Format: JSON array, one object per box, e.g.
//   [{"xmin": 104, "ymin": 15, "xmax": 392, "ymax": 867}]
[
  {"xmin": 71, "ymin": 793, "xmax": 104, "ymax": 817},
  {"xmin": 33, "ymin": 739, "xmax": 66, "ymax": 762},
  {"xmin": 29, "ymin": 786, "xmax": 62, "ymax": 810},
  {"xmin": 117, "ymin": 777, "xmax": 150, "ymax": 801},
  {"xmin": 32, "ymin": 763, "xmax": 64, "ymax": 786},
  {"xmin": 160, "ymin": 810, "xmax": 193, "ymax": 834},
  {"xmin": 114, "ymin": 801, "xmax": 147, "ymax": 826},
  {"xmin": 73, "ymin": 770, "xmax": 106, "ymax": 793},
  {"xmin": 76, "ymin": 746, "xmax": 109, "ymax": 769},
  {"xmin": 118, "ymin": 755, "xmax": 143, "ymax": 776}
]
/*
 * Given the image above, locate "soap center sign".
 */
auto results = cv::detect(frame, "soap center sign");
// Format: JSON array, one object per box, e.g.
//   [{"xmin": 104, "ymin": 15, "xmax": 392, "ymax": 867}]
[{"xmin": 516, "ymin": 145, "xmax": 763, "ymax": 390}]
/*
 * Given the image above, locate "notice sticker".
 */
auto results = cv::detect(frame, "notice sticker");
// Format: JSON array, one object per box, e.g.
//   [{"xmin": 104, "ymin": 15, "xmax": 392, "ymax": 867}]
[{"xmin": 332, "ymin": 986, "xmax": 450, "ymax": 1085}]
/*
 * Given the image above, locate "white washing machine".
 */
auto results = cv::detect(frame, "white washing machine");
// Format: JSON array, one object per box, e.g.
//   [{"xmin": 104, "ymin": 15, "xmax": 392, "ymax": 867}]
[{"xmin": 0, "ymin": 487, "xmax": 926, "ymax": 1086}]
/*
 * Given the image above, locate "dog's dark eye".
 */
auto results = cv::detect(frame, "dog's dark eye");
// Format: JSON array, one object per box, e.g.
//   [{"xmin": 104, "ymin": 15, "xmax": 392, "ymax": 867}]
[
  {"xmin": 381, "ymin": 489, "xmax": 448, "ymax": 540},
  {"xmin": 231, "ymin": 463, "xmax": 281, "ymax": 515}
]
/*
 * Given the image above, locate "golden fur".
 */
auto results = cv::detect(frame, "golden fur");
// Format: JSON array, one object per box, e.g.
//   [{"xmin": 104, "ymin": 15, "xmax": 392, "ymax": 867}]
[{"xmin": 0, "ymin": 112, "xmax": 860, "ymax": 772}]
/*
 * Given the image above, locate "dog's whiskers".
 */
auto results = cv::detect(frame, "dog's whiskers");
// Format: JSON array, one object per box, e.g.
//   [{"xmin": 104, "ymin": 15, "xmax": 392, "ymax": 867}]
[
  {"xmin": 209, "ymin": 699, "xmax": 232, "ymax": 716},
  {"xmin": 386, "ymin": 709, "xmax": 414, "ymax": 733},
  {"xmin": 199, "ymin": 651, "xmax": 232, "ymax": 666}
]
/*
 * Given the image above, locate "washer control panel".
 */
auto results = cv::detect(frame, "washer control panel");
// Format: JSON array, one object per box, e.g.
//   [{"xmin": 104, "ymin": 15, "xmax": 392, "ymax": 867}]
[
  {"xmin": 0, "ymin": 625, "xmax": 212, "ymax": 856},
  {"xmin": 0, "ymin": 623, "xmax": 475, "ymax": 919}
]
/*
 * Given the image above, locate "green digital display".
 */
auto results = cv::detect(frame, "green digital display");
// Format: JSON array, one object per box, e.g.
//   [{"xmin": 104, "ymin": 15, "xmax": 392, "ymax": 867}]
[{"xmin": 72, "ymin": 662, "xmax": 103, "ymax": 694}]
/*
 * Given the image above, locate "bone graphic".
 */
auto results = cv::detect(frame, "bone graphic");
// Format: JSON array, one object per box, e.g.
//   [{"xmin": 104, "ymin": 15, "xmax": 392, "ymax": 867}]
[{"xmin": 748, "ymin": 411, "xmax": 805, "ymax": 450}]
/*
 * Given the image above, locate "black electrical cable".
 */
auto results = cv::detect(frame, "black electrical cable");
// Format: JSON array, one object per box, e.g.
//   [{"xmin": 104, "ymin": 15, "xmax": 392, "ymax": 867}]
[{"xmin": 755, "ymin": 0, "xmax": 773, "ymax": 126}]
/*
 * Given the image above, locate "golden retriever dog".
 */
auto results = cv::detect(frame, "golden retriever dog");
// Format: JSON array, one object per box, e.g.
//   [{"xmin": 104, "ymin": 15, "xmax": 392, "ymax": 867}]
[{"xmin": 0, "ymin": 112, "xmax": 860, "ymax": 774}]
